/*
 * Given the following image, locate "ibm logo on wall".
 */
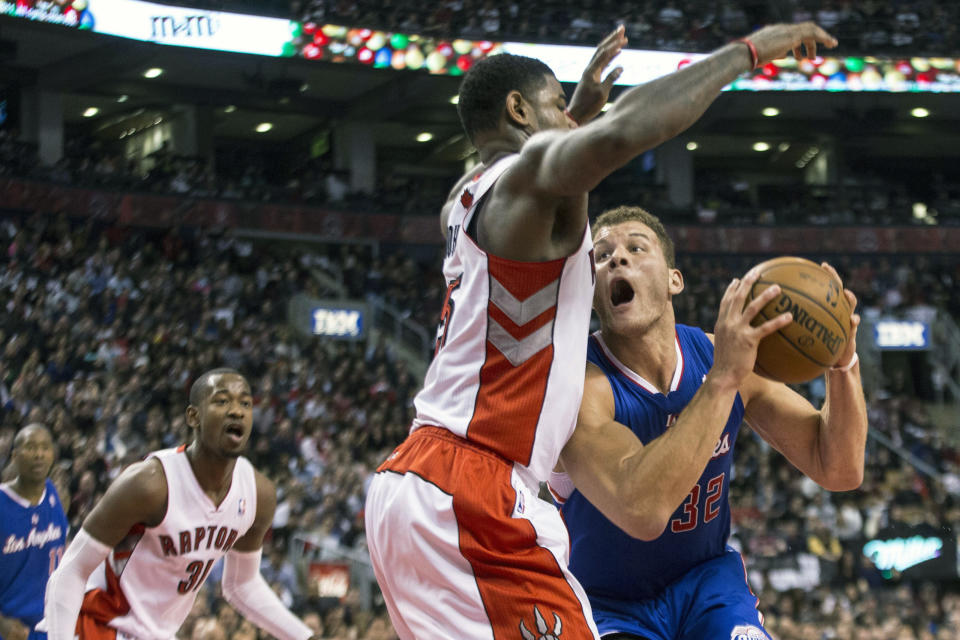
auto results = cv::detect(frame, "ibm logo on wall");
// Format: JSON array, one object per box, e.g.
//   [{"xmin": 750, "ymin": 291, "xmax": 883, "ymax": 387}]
[{"xmin": 312, "ymin": 307, "xmax": 363, "ymax": 338}]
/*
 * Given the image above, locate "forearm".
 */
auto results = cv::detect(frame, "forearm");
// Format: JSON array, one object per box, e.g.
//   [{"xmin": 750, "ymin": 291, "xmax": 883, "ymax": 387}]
[
  {"xmin": 817, "ymin": 361, "xmax": 868, "ymax": 490},
  {"xmin": 620, "ymin": 375, "xmax": 739, "ymax": 537},
  {"xmin": 604, "ymin": 43, "xmax": 750, "ymax": 158},
  {"xmin": 221, "ymin": 550, "xmax": 312, "ymax": 640},
  {"xmin": 44, "ymin": 529, "xmax": 111, "ymax": 640}
]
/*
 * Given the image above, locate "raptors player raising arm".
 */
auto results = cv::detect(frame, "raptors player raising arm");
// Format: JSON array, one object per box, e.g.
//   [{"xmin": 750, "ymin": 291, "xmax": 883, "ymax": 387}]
[
  {"xmin": 42, "ymin": 369, "xmax": 319, "ymax": 640},
  {"xmin": 365, "ymin": 21, "xmax": 839, "ymax": 640}
]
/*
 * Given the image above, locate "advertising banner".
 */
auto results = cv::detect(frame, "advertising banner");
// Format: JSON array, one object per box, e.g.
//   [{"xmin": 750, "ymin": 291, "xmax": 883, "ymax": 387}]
[{"xmin": 3, "ymin": 0, "xmax": 960, "ymax": 92}]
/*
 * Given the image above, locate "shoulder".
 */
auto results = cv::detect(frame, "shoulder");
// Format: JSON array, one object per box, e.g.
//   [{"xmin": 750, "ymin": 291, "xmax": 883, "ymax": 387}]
[
  {"xmin": 580, "ymin": 362, "xmax": 615, "ymax": 415},
  {"xmin": 251, "ymin": 467, "xmax": 277, "ymax": 517},
  {"xmin": 110, "ymin": 457, "xmax": 169, "ymax": 508},
  {"xmin": 441, "ymin": 164, "xmax": 488, "ymax": 233},
  {"xmin": 501, "ymin": 131, "xmax": 565, "ymax": 186},
  {"xmin": 85, "ymin": 457, "xmax": 168, "ymax": 532}
]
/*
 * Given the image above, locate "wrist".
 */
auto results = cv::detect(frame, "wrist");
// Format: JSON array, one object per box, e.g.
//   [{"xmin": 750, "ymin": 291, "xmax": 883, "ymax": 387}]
[
  {"xmin": 735, "ymin": 37, "xmax": 759, "ymax": 70},
  {"xmin": 830, "ymin": 352, "xmax": 859, "ymax": 373},
  {"xmin": 703, "ymin": 368, "xmax": 742, "ymax": 396}
]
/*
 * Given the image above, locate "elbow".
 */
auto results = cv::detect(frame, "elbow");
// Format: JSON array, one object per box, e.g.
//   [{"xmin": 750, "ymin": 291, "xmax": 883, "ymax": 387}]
[
  {"xmin": 620, "ymin": 504, "xmax": 671, "ymax": 541},
  {"xmin": 819, "ymin": 467, "xmax": 864, "ymax": 492}
]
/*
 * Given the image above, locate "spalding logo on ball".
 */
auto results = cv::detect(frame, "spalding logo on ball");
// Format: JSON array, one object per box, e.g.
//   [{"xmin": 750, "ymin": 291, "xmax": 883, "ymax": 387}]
[{"xmin": 745, "ymin": 256, "xmax": 852, "ymax": 384}]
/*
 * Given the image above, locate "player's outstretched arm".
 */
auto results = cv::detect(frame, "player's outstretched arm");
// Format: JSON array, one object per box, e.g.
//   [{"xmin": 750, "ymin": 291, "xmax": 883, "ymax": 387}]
[
  {"xmin": 560, "ymin": 270, "xmax": 792, "ymax": 540},
  {"xmin": 44, "ymin": 459, "xmax": 168, "ymax": 640},
  {"xmin": 221, "ymin": 470, "xmax": 317, "ymax": 640},
  {"xmin": 738, "ymin": 263, "xmax": 867, "ymax": 491},
  {"xmin": 515, "ymin": 22, "xmax": 837, "ymax": 197}
]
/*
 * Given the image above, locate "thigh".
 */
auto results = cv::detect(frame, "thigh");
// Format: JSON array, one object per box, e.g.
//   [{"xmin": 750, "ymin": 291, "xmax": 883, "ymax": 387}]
[
  {"xmin": 675, "ymin": 553, "xmax": 770, "ymax": 640},
  {"xmin": 366, "ymin": 432, "xmax": 599, "ymax": 640}
]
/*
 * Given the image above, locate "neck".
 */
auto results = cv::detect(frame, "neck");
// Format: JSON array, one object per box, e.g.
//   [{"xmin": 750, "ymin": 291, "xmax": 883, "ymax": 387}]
[
  {"xmin": 476, "ymin": 131, "xmax": 527, "ymax": 164},
  {"xmin": 9, "ymin": 476, "xmax": 46, "ymax": 504},
  {"xmin": 601, "ymin": 313, "xmax": 679, "ymax": 394},
  {"xmin": 185, "ymin": 442, "xmax": 236, "ymax": 498}
]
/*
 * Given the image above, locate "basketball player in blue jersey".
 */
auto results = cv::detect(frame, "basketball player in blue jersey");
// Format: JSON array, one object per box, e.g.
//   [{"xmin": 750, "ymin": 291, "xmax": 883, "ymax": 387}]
[
  {"xmin": 0, "ymin": 424, "xmax": 68, "ymax": 640},
  {"xmin": 551, "ymin": 206, "xmax": 867, "ymax": 640}
]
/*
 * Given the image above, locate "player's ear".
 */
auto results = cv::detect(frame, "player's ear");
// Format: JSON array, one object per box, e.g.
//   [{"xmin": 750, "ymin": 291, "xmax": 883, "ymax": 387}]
[
  {"xmin": 185, "ymin": 405, "xmax": 200, "ymax": 429},
  {"xmin": 505, "ymin": 90, "xmax": 529, "ymax": 127},
  {"xmin": 669, "ymin": 268, "xmax": 684, "ymax": 295}
]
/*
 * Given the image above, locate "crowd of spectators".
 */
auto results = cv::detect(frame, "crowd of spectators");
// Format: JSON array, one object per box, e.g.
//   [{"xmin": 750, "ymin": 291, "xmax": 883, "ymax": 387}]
[
  {"xmin": 2, "ymin": 193, "xmax": 960, "ymax": 639},
  {"xmin": 164, "ymin": 0, "xmax": 960, "ymax": 57},
  {"xmin": 4, "ymin": 128, "xmax": 959, "ymax": 229},
  {"xmin": 0, "ymin": 210, "xmax": 411, "ymax": 638},
  {"xmin": 289, "ymin": 0, "xmax": 960, "ymax": 56}
]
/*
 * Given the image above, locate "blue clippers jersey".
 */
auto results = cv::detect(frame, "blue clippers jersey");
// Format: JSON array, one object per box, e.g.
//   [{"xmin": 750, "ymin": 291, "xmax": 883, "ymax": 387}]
[
  {"xmin": 0, "ymin": 479, "xmax": 68, "ymax": 629},
  {"xmin": 562, "ymin": 325, "xmax": 745, "ymax": 601}
]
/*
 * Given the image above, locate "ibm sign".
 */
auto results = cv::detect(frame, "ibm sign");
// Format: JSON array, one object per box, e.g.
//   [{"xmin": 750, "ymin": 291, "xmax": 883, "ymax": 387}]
[
  {"xmin": 312, "ymin": 307, "xmax": 363, "ymax": 338},
  {"xmin": 874, "ymin": 321, "xmax": 931, "ymax": 350}
]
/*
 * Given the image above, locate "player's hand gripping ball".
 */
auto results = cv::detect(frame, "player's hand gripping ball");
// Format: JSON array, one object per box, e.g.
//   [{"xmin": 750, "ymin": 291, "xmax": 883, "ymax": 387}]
[{"xmin": 744, "ymin": 256, "xmax": 852, "ymax": 383}]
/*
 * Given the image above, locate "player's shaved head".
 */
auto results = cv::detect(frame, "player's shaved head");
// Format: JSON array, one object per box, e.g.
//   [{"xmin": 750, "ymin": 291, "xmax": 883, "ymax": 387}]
[
  {"xmin": 189, "ymin": 368, "xmax": 246, "ymax": 407},
  {"xmin": 14, "ymin": 423, "xmax": 52, "ymax": 448}
]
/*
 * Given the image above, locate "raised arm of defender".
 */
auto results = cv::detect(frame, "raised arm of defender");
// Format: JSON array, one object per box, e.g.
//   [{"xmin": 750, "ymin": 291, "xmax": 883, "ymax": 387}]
[{"xmin": 517, "ymin": 22, "xmax": 837, "ymax": 198}]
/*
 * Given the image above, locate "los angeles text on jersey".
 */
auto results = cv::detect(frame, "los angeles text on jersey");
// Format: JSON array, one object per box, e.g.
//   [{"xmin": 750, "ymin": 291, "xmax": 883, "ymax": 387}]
[
  {"xmin": 158, "ymin": 525, "xmax": 240, "ymax": 557},
  {"xmin": 2, "ymin": 523, "xmax": 64, "ymax": 554}
]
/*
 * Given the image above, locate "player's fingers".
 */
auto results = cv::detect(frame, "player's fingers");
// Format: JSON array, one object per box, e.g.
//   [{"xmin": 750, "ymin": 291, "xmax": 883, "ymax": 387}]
[
  {"xmin": 811, "ymin": 23, "xmax": 839, "ymax": 47},
  {"xmin": 602, "ymin": 66, "xmax": 624, "ymax": 90},
  {"xmin": 844, "ymin": 288, "xmax": 858, "ymax": 310},
  {"xmin": 742, "ymin": 284, "xmax": 781, "ymax": 320},
  {"xmin": 594, "ymin": 26, "xmax": 625, "ymax": 60},
  {"xmin": 805, "ymin": 38, "xmax": 817, "ymax": 60},
  {"xmin": 755, "ymin": 312, "xmax": 793, "ymax": 338},
  {"xmin": 820, "ymin": 261, "xmax": 845, "ymax": 288},
  {"xmin": 718, "ymin": 277, "xmax": 740, "ymax": 313},
  {"xmin": 601, "ymin": 24, "xmax": 625, "ymax": 46},
  {"xmin": 850, "ymin": 313, "xmax": 861, "ymax": 329}
]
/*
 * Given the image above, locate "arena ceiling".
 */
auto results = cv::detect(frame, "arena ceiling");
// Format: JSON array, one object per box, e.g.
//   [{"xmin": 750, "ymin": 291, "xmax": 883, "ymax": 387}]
[{"xmin": 3, "ymin": 15, "xmax": 960, "ymax": 177}]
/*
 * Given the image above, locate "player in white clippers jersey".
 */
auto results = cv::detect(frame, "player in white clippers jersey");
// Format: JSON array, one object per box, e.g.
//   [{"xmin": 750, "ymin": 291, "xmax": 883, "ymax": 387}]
[
  {"xmin": 364, "ymin": 22, "xmax": 840, "ymax": 640},
  {"xmin": 42, "ymin": 369, "xmax": 319, "ymax": 640}
]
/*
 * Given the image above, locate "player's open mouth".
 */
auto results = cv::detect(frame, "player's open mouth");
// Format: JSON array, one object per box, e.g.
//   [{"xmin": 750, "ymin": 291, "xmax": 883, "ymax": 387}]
[
  {"xmin": 224, "ymin": 424, "xmax": 245, "ymax": 440},
  {"xmin": 610, "ymin": 279, "xmax": 635, "ymax": 307}
]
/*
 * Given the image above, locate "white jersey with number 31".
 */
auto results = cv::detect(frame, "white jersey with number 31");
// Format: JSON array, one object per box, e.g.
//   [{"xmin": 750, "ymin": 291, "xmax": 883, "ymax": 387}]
[
  {"xmin": 412, "ymin": 154, "xmax": 597, "ymax": 484},
  {"xmin": 81, "ymin": 447, "xmax": 258, "ymax": 640}
]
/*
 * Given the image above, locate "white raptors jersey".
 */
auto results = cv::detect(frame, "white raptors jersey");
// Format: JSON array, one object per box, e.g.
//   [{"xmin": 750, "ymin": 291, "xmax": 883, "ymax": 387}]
[
  {"xmin": 81, "ymin": 447, "xmax": 258, "ymax": 640},
  {"xmin": 413, "ymin": 154, "xmax": 596, "ymax": 484}
]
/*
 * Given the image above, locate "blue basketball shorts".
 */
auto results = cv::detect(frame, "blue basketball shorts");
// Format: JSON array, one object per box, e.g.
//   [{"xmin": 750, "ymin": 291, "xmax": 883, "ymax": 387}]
[{"xmin": 589, "ymin": 549, "xmax": 771, "ymax": 640}]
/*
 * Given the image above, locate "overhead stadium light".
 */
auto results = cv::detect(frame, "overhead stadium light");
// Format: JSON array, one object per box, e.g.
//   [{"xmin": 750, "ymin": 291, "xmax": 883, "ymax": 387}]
[{"xmin": 143, "ymin": 68, "xmax": 164, "ymax": 78}]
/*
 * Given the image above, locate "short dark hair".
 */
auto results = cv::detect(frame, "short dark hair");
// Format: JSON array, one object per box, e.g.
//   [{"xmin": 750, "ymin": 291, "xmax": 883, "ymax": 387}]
[
  {"xmin": 189, "ymin": 368, "xmax": 245, "ymax": 406},
  {"xmin": 593, "ymin": 206, "xmax": 676, "ymax": 268},
  {"xmin": 13, "ymin": 423, "xmax": 51, "ymax": 448},
  {"xmin": 457, "ymin": 53, "xmax": 554, "ymax": 142}
]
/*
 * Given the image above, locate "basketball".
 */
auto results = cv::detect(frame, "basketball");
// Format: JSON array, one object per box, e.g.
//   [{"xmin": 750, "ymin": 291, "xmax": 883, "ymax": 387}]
[{"xmin": 745, "ymin": 256, "xmax": 852, "ymax": 384}]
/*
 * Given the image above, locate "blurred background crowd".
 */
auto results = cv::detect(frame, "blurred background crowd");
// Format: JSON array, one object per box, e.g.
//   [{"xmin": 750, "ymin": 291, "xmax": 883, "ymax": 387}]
[
  {"xmin": 187, "ymin": 0, "xmax": 960, "ymax": 56},
  {"xmin": 2, "ymin": 206, "xmax": 959, "ymax": 639},
  {"xmin": 2, "ymin": 0, "xmax": 960, "ymax": 636}
]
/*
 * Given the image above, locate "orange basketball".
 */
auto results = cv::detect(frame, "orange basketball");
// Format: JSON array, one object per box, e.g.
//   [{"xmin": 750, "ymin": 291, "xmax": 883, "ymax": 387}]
[{"xmin": 745, "ymin": 256, "xmax": 851, "ymax": 384}]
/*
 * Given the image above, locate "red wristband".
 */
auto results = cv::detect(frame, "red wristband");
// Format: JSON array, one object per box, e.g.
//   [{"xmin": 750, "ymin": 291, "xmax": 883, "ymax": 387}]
[{"xmin": 737, "ymin": 37, "xmax": 759, "ymax": 70}]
